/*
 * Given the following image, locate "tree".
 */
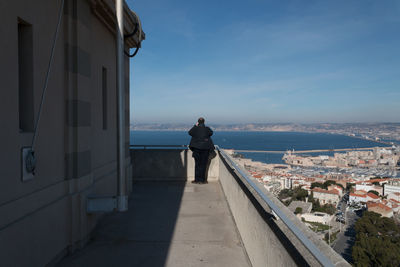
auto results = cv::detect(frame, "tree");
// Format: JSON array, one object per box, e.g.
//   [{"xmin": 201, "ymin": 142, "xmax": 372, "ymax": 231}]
[
  {"xmin": 311, "ymin": 180, "xmax": 343, "ymax": 190},
  {"xmin": 368, "ymin": 190, "xmax": 379, "ymax": 196},
  {"xmin": 293, "ymin": 187, "xmax": 308, "ymax": 201},
  {"xmin": 311, "ymin": 200, "xmax": 335, "ymax": 215},
  {"xmin": 278, "ymin": 189, "xmax": 293, "ymax": 200},
  {"xmin": 279, "ymin": 188, "xmax": 308, "ymax": 202},
  {"xmin": 352, "ymin": 211, "xmax": 400, "ymax": 266},
  {"xmin": 283, "ymin": 199, "xmax": 291, "ymax": 206},
  {"xmin": 322, "ymin": 204, "xmax": 336, "ymax": 215},
  {"xmin": 307, "ymin": 192, "xmax": 314, "ymax": 203},
  {"xmin": 346, "ymin": 182, "xmax": 355, "ymax": 191},
  {"xmin": 311, "ymin": 200, "xmax": 319, "ymax": 210},
  {"xmin": 323, "ymin": 180, "xmax": 336, "ymax": 188},
  {"xmin": 294, "ymin": 207, "xmax": 303, "ymax": 214},
  {"xmin": 311, "ymin": 182, "xmax": 324, "ymax": 189}
]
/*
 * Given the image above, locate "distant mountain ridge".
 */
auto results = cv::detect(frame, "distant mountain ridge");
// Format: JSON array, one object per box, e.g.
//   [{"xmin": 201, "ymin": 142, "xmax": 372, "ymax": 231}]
[
  {"xmin": 131, "ymin": 122, "xmax": 400, "ymax": 131},
  {"xmin": 130, "ymin": 122, "xmax": 400, "ymax": 143}
]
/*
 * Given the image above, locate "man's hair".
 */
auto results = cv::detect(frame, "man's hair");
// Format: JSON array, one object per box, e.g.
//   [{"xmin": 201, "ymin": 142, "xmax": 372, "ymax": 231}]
[{"xmin": 198, "ymin": 117, "xmax": 205, "ymax": 124}]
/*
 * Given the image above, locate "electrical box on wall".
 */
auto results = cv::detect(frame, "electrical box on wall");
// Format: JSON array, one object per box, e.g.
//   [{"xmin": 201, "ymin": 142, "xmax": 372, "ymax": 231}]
[{"xmin": 21, "ymin": 147, "xmax": 35, "ymax": 181}]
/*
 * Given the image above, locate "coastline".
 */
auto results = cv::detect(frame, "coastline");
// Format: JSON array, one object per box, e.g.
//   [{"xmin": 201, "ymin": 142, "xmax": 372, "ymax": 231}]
[
  {"xmin": 130, "ymin": 130, "xmax": 395, "ymax": 165},
  {"xmin": 130, "ymin": 128, "xmax": 399, "ymax": 146}
]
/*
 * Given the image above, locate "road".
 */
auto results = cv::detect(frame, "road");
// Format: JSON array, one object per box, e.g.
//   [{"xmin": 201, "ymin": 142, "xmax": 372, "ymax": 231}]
[{"xmin": 332, "ymin": 207, "xmax": 362, "ymax": 263}]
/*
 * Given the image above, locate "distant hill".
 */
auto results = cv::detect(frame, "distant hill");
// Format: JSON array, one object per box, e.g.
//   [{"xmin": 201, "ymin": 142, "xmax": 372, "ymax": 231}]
[{"xmin": 130, "ymin": 122, "xmax": 400, "ymax": 143}]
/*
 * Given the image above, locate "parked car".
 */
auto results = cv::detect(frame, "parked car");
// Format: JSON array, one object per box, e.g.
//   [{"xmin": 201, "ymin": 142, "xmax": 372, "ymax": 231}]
[{"xmin": 336, "ymin": 217, "xmax": 345, "ymax": 223}]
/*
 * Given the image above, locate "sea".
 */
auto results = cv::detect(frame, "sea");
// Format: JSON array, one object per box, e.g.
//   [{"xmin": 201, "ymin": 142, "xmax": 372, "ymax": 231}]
[{"xmin": 130, "ymin": 131, "xmax": 390, "ymax": 164}]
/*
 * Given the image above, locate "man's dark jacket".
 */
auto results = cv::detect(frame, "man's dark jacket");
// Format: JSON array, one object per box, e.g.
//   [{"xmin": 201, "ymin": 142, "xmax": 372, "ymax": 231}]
[{"xmin": 188, "ymin": 124, "xmax": 214, "ymax": 150}]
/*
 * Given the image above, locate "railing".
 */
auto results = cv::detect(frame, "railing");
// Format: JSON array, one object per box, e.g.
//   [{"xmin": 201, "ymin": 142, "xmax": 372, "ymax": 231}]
[
  {"xmin": 130, "ymin": 145, "xmax": 189, "ymax": 149},
  {"xmin": 217, "ymin": 146, "xmax": 336, "ymax": 267}
]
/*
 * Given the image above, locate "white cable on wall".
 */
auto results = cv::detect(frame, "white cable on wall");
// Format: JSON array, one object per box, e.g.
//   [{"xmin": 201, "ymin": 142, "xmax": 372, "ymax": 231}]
[{"xmin": 26, "ymin": 0, "xmax": 65, "ymax": 174}]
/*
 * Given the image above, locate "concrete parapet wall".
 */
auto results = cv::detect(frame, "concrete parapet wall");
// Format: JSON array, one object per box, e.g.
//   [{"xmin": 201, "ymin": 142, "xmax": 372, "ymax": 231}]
[
  {"xmin": 217, "ymin": 151, "xmax": 350, "ymax": 267},
  {"xmin": 218, "ymin": 156, "xmax": 298, "ymax": 267},
  {"xmin": 130, "ymin": 148, "xmax": 219, "ymax": 181}
]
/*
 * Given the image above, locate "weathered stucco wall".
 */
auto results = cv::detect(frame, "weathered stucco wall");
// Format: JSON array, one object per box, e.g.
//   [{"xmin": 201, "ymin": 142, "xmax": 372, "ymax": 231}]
[{"xmin": 0, "ymin": 0, "xmax": 139, "ymax": 266}]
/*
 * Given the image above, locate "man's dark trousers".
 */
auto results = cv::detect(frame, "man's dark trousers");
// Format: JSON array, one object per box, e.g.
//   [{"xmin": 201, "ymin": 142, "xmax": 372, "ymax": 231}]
[{"xmin": 192, "ymin": 148, "xmax": 209, "ymax": 182}]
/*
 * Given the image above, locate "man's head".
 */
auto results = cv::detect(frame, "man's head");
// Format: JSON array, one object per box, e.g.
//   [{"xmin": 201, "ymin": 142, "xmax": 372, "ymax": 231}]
[{"xmin": 198, "ymin": 117, "xmax": 205, "ymax": 124}]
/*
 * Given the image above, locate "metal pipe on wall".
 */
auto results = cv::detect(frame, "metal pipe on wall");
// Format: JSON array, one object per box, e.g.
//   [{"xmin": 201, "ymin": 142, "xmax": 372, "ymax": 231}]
[{"xmin": 116, "ymin": 0, "xmax": 128, "ymax": 211}]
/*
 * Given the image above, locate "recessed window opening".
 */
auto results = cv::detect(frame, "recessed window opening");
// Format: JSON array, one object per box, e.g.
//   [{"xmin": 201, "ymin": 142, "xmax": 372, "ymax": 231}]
[
  {"xmin": 18, "ymin": 18, "xmax": 34, "ymax": 132},
  {"xmin": 102, "ymin": 66, "xmax": 107, "ymax": 130}
]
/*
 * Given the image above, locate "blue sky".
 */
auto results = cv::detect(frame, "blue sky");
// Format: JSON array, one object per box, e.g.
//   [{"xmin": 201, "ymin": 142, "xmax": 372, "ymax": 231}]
[{"xmin": 126, "ymin": 0, "xmax": 400, "ymax": 124}]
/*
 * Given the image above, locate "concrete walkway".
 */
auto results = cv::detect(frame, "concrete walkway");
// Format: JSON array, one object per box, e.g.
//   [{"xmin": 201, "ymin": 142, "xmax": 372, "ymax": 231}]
[{"xmin": 57, "ymin": 181, "xmax": 251, "ymax": 267}]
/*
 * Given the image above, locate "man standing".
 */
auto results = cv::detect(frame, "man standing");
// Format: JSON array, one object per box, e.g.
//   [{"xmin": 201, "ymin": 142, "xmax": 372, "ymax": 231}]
[{"xmin": 188, "ymin": 117, "xmax": 214, "ymax": 184}]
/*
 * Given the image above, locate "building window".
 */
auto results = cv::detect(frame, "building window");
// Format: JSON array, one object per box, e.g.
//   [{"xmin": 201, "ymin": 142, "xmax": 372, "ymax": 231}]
[
  {"xmin": 18, "ymin": 18, "xmax": 34, "ymax": 132},
  {"xmin": 102, "ymin": 67, "xmax": 107, "ymax": 130}
]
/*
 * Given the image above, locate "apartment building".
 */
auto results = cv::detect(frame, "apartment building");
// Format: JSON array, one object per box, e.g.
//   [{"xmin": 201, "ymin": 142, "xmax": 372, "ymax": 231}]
[
  {"xmin": 384, "ymin": 180, "xmax": 400, "ymax": 196},
  {"xmin": 312, "ymin": 187, "xmax": 340, "ymax": 206}
]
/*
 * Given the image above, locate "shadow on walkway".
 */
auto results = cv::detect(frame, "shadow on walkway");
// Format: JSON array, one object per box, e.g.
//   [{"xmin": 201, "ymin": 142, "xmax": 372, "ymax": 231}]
[{"xmin": 56, "ymin": 181, "xmax": 250, "ymax": 267}]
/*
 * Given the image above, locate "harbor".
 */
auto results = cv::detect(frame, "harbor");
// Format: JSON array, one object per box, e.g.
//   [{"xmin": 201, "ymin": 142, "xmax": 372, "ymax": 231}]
[{"xmin": 233, "ymin": 146, "xmax": 391, "ymax": 154}]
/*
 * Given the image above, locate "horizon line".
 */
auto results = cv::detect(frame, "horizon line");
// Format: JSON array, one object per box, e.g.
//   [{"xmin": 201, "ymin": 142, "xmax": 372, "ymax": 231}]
[{"xmin": 130, "ymin": 121, "xmax": 400, "ymax": 125}]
